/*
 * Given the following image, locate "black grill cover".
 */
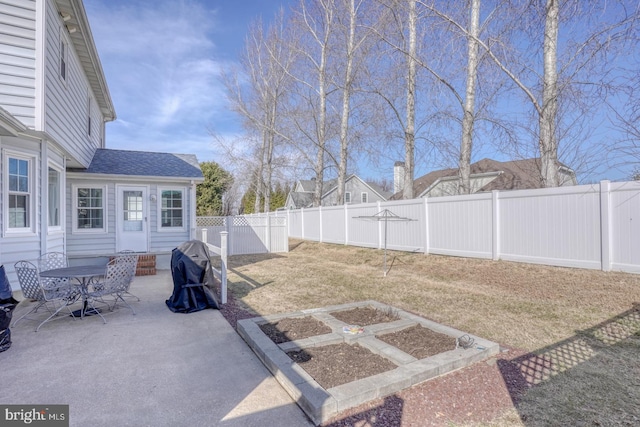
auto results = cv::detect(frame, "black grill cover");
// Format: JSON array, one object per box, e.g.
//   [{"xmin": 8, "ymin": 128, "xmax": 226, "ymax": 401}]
[
  {"xmin": 165, "ymin": 240, "xmax": 220, "ymax": 313},
  {"xmin": 0, "ymin": 265, "xmax": 17, "ymax": 352}
]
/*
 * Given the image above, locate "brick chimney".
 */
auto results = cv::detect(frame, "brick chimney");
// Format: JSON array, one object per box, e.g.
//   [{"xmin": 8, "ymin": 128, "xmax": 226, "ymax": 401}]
[{"xmin": 393, "ymin": 161, "xmax": 405, "ymax": 194}]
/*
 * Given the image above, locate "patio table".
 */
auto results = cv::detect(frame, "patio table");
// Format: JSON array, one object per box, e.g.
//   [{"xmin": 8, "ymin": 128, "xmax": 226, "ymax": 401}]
[{"xmin": 40, "ymin": 265, "xmax": 106, "ymax": 318}]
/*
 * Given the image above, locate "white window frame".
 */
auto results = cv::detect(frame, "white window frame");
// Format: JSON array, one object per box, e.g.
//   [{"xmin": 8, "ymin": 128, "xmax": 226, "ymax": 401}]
[
  {"xmin": 344, "ymin": 192, "xmax": 351, "ymax": 204},
  {"xmin": 3, "ymin": 151, "xmax": 36, "ymax": 235},
  {"xmin": 47, "ymin": 162, "xmax": 64, "ymax": 232},
  {"xmin": 59, "ymin": 32, "xmax": 68, "ymax": 83},
  {"xmin": 361, "ymin": 192, "xmax": 368, "ymax": 203},
  {"xmin": 157, "ymin": 187, "xmax": 186, "ymax": 232},
  {"xmin": 72, "ymin": 184, "xmax": 107, "ymax": 233}
]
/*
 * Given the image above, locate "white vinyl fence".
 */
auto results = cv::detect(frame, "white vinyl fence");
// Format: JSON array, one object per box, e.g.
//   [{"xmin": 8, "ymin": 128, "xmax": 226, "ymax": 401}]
[
  {"xmin": 201, "ymin": 231, "xmax": 228, "ymax": 304},
  {"xmin": 195, "ymin": 215, "xmax": 288, "ymax": 255},
  {"xmin": 273, "ymin": 180, "xmax": 640, "ymax": 274}
]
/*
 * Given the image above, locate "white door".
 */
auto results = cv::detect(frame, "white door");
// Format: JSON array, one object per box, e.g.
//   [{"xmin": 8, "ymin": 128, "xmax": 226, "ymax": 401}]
[{"xmin": 117, "ymin": 186, "xmax": 148, "ymax": 252}]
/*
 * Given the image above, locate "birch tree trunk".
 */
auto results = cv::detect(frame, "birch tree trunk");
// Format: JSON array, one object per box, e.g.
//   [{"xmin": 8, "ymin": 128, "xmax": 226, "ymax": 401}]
[
  {"xmin": 540, "ymin": 0, "xmax": 559, "ymax": 187},
  {"xmin": 459, "ymin": 0, "xmax": 480, "ymax": 195},
  {"xmin": 403, "ymin": 0, "xmax": 417, "ymax": 200},
  {"xmin": 293, "ymin": 0, "xmax": 335, "ymax": 207},
  {"xmin": 313, "ymin": 20, "xmax": 330, "ymax": 207},
  {"xmin": 263, "ymin": 101, "xmax": 277, "ymax": 212},
  {"xmin": 337, "ymin": 0, "xmax": 357, "ymax": 205}
]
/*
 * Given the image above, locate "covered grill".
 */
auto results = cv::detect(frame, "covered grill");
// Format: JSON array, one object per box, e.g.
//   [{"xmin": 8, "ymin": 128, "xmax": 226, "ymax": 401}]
[{"xmin": 165, "ymin": 240, "xmax": 220, "ymax": 313}]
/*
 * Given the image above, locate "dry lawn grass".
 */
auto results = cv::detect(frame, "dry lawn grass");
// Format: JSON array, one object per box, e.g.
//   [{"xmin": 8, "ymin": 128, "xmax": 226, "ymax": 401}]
[
  {"xmin": 226, "ymin": 239, "xmax": 639, "ymax": 350},
  {"xmin": 223, "ymin": 239, "xmax": 640, "ymax": 425}
]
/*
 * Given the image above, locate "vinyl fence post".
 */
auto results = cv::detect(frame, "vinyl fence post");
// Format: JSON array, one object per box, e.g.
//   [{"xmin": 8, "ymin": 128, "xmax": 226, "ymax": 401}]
[
  {"xmin": 226, "ymin": 216, "xmax": 232, "ymax": 255},
  {"xmin": 377, "ymin": 201, "xmax": 382, "ymax": 250},
  {"xmin": 600, "ymin": 180, "xmax": 612, "ymax": 272},
  {"xmin": 319, "ymin": 206, "xmax": 323, "ymax": 243},
  {"xmin": 424, "ymin": 197, "xmax": 429, "ymax": 255},
  {"xmin": 220, "ymin": 231, "xmax": 228, "ymax": 304},
  {"xmin": 202, "ymin": 228, "xmax": 208, "ymax": 245},
  {"xmin": 344, "ymin": 204, "xmax": 349, "ymax": 245}
]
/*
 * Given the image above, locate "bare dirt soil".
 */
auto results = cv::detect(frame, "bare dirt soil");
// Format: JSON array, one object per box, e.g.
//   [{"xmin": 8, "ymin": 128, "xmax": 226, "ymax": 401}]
[
  {"xmin": 287, "ymin": 343, "xmax": 398, "ymax": 389},
  {"xmin": 258, "ymin": 307, "xmax": 457, "ymax": 392},
  {"xmin": 378, "ymin": 324, "xmax": 456, "ymax": 360},
  {"xmin": 331, "ymin": 306, "xmax": 399, "ymax": 325},
  {"xmin": 259, "ymin": 316, "xmax": 331, "ymax": 343}
]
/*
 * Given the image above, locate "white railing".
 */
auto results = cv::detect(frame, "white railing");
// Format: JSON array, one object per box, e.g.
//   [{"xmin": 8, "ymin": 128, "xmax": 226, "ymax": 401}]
[
  {"xmin": 271, "ymin": 180, "xmax": 640, "ymax": 274},
  {"xmin": 201, "ymin": 230, "xmax": 228, "ymax": 304}
]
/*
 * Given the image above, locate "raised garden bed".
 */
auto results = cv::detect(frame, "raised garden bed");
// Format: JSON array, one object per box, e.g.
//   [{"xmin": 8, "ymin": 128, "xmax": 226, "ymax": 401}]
[{"xmin": 238, "ymin": 301, "xmax": 500, "ymax": 425}]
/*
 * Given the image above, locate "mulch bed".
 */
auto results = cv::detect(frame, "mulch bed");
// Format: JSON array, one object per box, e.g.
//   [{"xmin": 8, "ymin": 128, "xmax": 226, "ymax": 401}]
[
  {"xmin": 287, "ymin": 343, "xmax": 398, "ymax": 389},
  {"xmin": 259, "ymin": 316, "xmax": 332, "ymax": 343},
  {"xmin": 259, "ymin": 307, "xmax": 456, "ymax": 391},
  {"xmin": 378, "ymin": 324, "xmax": 456, "ymax": 360},
  {"xmin": 331, "ymin": 306, "xmax": 399, "ymax": 325}
]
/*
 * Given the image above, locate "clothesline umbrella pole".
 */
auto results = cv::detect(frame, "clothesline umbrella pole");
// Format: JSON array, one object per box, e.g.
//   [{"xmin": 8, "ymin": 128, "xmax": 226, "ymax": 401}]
[{"xmin": 353, "ymin": 209, "xmax": 415, "ymax": 277}]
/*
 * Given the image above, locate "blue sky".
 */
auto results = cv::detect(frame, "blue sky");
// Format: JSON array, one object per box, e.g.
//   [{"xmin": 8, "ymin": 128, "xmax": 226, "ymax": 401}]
[
  {"xmin": 84, "ymin": 0, "xmax": 634, "ymax": 184},
  {"xmin": 84, "ymin": 0, "xmax": 292, "ymax": 163}
]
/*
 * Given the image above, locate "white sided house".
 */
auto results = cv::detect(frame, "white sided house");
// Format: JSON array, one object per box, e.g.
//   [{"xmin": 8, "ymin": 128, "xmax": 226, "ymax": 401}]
[
  {"xmin": 285, "ymin": 175, "xmax": 391, "ymax": 209},
  {"xmin": 0, "ymin": 0, "xmax": 204, "ymax": 286}
]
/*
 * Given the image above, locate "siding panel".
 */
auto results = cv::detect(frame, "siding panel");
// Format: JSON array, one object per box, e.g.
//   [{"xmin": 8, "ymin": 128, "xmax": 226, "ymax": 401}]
[
  {"xmin": 43, "ymin": 0, "xmax": 102, "ymax": 166},
  {"xmin": 0, "ymin": 0, "xmax": 35, "ymax": 127}
]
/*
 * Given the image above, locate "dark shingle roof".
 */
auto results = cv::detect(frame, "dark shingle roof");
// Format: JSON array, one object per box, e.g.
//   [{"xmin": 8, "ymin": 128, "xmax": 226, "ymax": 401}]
[
  {"xmin": 290, "ymin": 192, "xmax": 314, "ymax": 208},
  {"xmin": 391, "ymin": 158, "xmax": 564, "ymax": 199},
  {"xmin": 69, "ymin": 149, "xmax": 203, "ymax": 179}
]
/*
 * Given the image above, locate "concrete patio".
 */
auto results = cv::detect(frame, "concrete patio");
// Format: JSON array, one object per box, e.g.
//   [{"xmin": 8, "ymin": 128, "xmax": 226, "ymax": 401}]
[{"xmin": 0, "ymin": 270, "xmax": 312, "ymax": 427}]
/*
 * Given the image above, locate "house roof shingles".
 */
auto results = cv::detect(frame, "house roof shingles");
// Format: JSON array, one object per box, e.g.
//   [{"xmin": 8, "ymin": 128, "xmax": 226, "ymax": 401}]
[
  {"xmin": 392, "ymin": 158, "xmax": 552, "ymax": 200},
  {"xmin": 68, "ymin": 149, "xmax": 203, "ymax": 179}
]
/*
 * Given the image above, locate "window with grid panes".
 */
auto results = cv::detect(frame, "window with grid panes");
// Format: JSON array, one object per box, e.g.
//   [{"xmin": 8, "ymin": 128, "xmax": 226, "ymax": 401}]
[
  {"xmin": 161, "ymin": 190, "xmax": 183, "ymax": 227},
  {"xmin": 76, "ymin": 188, "xmax": 104, "ymax": 229},
  {"xmin": 8, "ymin": 157, "xmax": 30, "ymax": 228}
]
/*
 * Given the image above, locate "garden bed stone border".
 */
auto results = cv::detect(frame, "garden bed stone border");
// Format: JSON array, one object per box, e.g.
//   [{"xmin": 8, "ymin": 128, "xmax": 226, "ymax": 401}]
[{"xmin": 237, "ymin": 300, "xmax": 499, "ymax": 425}]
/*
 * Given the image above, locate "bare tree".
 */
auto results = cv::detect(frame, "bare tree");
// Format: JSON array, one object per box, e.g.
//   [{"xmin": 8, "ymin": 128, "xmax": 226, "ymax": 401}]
[
  {"xmin": 459, "ymin": 0, "xmax": 480, "ymax": 194},
  {"xmin": 415, "ymin": 0, "xmax": 485, "ymax": 194},
  {"xmin": 367, "ymin": 0, "xmax": 421, "ymax": 199},
  {"xmin": 436, "ymin": 0, "xmax": 640, "ymax": 186},
  {"xmin": 539, "ymin": 0, "xmax": 560, "ymax": 186},
  {"xmin": 221, "ymin": 10, "xmax": 295, "ymax": 212},
  {"xmin": 287, "ymin": 0, "xmax": 337, "ymax": 207},
  {"xmin": 403, "ymin": 0, "xmax": 418, "ymax": 199},
  {"xmin": 331, "ymin": 0, "xmax": 377, "ymax": 204}
]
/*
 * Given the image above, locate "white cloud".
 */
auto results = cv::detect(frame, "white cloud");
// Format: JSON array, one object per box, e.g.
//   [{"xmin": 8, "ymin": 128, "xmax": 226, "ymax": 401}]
[{"xmin": 85, "ymin": 0, "xmax": 239, "ymax": 160}]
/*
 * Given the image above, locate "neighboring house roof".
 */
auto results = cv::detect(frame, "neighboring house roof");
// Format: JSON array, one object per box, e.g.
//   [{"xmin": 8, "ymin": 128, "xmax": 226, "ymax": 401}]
[
  {"xmin": 67, "ymin": 149, "xmax": 204, "ymax": 180},
  {"xmin": 367, "ymin": 181, "xmax": 392, "ymax": 199},
  {"xmin": 287, "ymin": 174, "xmax": 391, "ymax": 208},
  {"xmin": 57, "ymin": 0, "xmax": 115, "ymax": 121},
  {"xmin": 296, "ymin": 180, "xmax": 317, "ymax": 193},
  {"xmin": 288, "ymin": 191, "xmax": 314, "ymax": 209},
  {"xmin": 391, "ymin": 158, "xmax": 576, "ymax": 199},
  {"xmin": 296, "ymin": 178, "xmax": 340, "ymax": 195}
]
